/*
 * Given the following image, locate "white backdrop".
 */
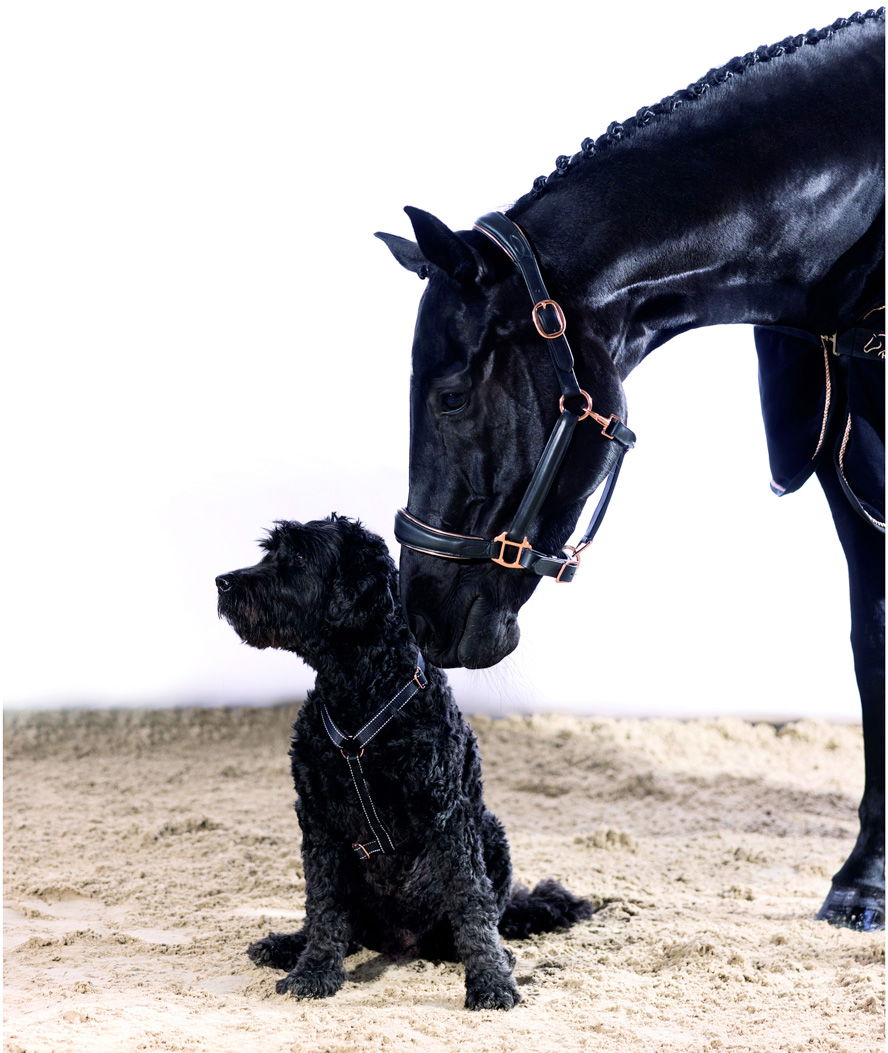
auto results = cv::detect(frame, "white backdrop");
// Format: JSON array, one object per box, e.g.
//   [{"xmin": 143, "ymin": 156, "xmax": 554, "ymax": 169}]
[{"xmin": 3, "ymin": 0, "xmax": 865, "ymax": 719}]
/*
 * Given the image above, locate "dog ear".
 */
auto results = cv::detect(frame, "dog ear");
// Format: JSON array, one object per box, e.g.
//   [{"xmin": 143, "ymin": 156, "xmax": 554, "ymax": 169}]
[{"xmin": 327, "ymin": 525, "xmax": 398, "ymax": 631}]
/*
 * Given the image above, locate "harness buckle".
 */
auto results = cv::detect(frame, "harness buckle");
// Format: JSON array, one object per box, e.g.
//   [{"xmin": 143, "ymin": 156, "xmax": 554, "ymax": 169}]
[
  {"xmin": 491, "ymin": 532, "xmax": 532, "ymax": 569},
  {"xmin": 340, "ymin": 739, "xmax": 364, "ymax": 759},
  {"xmin": 413, "ymin": 667, "xmax": 428, "ymax": 690},
  {"xmin": 532, "ymin": 299, "xmax": 567, "ymax": 339},
  {"xmin": 556, "ymin": 546, "xmax": 582, "ymax": 583}
]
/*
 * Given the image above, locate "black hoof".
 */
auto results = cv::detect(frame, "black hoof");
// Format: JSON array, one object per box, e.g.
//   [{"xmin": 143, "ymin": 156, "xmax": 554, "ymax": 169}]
[{"xmin": 816, "ymin": 885, "xmax": 885, "ymax": 931}]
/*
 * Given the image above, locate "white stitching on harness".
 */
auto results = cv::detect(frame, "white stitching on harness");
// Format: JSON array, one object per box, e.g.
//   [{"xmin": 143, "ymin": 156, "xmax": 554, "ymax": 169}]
[
  {"xmin": 346, "ymin": 755, "xmax": 381, "ymax": 847},
  {"xmin": 354, "ymin": 681, "xmax": 409, "ymax": 740},
  {"xmin": 356, "ymin": 754, "xmax": 396, "ymax": 853},
  {"xmin": 360, "ymin": 695, "xmax": 415, "ymax": 745}
]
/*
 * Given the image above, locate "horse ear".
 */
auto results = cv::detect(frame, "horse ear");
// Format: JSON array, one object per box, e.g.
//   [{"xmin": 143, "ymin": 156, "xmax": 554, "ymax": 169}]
[
  {"xmin": 374, "ymin": 231, "xmax": 433, "ymax": 279},
  {"xmin": 403, "ymin": 206, "xmax": 480, "ymax": 284}
]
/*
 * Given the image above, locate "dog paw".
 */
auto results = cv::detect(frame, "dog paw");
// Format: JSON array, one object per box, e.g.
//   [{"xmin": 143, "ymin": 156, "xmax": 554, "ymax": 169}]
[
  {"xmin": 275, "ymin": 966, "xmax": 345, "ymax": 1000},
  {"xmin": 464, "ymin": 973, "xmax": 521, "ymax": 1011},
  {"xmin": 246, "ymin": 931, "xmax": 306, "ymax": 971}
]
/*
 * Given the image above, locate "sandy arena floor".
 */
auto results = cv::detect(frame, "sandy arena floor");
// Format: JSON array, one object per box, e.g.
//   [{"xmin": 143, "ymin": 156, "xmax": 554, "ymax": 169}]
[{"xmin": 3, "ymin": 706, "xmax": 884, "ymax": 1052}]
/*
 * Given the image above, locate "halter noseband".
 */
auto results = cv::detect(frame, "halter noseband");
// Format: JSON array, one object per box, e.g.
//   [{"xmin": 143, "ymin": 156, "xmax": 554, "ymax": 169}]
[{"xmin": 394, "ymin": 211, "xmax": 636, "ymax": 584}]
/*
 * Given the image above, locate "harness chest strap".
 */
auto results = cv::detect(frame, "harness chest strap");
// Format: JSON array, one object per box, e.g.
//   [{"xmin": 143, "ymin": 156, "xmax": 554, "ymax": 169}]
[{"xmin": 320, "ymin": 652, "xmax": 428, "ymax": 860}]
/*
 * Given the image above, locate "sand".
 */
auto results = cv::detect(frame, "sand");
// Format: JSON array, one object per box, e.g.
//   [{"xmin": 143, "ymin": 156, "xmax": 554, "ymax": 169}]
[{"xmin": 3, "ymin": 706, "xmax": 884, "ymax": 1053}]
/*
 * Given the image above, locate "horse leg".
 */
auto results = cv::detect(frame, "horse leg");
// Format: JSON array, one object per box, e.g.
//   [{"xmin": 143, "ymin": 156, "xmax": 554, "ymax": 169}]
[{"xmin": 814, "ymin": 458, "xmax": 884, "ymax": 931}]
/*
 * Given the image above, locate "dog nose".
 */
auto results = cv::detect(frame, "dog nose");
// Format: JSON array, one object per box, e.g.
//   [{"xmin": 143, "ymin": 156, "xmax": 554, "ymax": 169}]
[{"xmin": 216, "ymin": 575, "xmax": 233, "ymax": 593}]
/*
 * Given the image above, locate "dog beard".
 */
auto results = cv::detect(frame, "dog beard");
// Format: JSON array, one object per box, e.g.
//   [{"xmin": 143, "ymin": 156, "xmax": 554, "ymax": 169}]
[{"xmin": 217, "ymin": 588, "xmax": 278, "ymax": 649}]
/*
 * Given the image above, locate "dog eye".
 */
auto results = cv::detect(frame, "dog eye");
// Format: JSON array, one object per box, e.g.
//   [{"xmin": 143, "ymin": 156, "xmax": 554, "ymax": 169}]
[
  {"xmin": 292, "ymin": 553, "xmax": 306, "ymax": 566},
  {"xmin": 439, "ymin": 391, "xmax": 467, "ymax": 413}
]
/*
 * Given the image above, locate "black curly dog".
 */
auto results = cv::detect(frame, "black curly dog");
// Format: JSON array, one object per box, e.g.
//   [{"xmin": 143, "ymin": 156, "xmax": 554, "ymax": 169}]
[{"xmin": 216, "ymin": 515, "xmax": 592, "ymax": 1009}]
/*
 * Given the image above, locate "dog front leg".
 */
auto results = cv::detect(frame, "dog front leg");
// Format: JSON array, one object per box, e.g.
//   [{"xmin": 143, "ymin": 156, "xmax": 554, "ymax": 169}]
[
  {"xmin": 437, "ymin": 826, "xmax": 520, "ymax": 1010},
  {"xmin": 276, "ymin": 829, "xmax": 351, "ymax": 1000}
]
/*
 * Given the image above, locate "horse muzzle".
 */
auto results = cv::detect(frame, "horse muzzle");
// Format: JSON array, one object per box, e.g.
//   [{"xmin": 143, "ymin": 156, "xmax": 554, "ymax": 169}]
[{"xmin": 409, "ymin": 595, "xmax": 520, "ymax": 669}]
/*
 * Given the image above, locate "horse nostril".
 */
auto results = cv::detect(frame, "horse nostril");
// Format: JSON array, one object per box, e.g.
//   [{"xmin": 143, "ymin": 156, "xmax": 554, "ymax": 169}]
[{"xmin": 216, "ymin": 575, "xmax": 232, "ymax": 593}]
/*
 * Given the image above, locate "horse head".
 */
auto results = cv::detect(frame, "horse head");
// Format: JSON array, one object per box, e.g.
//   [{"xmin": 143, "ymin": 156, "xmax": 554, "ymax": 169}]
[{"xmin": 377, "ymin": 207, "xmax": 627, "ymax": 668}]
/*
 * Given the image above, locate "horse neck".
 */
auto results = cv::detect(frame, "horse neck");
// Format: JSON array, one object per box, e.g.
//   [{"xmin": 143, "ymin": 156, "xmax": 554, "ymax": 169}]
[{"xmin": 509, "ymin": 18, "xmax": 884, "ymax": 379}]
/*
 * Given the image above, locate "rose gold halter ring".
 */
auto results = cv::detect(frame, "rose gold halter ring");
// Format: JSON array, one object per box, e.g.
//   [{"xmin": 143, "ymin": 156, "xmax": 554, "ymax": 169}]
[{"xmin": 564, "ymin": 387, "xmax": 623, "ymax": 435}]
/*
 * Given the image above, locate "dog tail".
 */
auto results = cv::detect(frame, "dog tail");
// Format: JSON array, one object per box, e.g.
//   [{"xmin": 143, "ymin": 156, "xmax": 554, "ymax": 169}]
[{"xmin": 498, "ymin": 879, "xmax": 594, "ymax": 940}]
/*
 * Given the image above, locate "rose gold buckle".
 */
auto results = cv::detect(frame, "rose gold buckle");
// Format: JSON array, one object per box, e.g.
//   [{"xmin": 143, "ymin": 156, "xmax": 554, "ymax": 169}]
[
  {"xmin": 414, "ymin": 667, "xmax": 428, "ymax": 690},
  {"xmin": 532, "ymin": 299, "xmax": 567, "ymax": 339},
  {"xmin": 556, "ymin": 546, "xmax": 582, "ymax": 583},
  {"xmin": 491, "ymin": 531, "xmax": 532, "ymax": 569}
]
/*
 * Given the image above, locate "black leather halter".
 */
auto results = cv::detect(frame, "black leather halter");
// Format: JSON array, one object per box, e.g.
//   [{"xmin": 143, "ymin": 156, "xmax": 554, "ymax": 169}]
[{"xmin": 394, "ymin": 211, "xmax": 636, "ymax": 584}]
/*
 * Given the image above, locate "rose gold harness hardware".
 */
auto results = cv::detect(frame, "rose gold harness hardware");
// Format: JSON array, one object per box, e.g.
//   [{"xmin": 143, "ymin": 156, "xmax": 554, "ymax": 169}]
[
  {"xmin": 491, "ymin": 531, "xmax": 532, "ymax": 569},
  {"xmin": 559, "ymin": 389, "xmax": 625, "ymax": 438},
  {"xmin": 531, "ymin": 299, "xmax": 567, "ymax": 339},
  {"xmin": 555, "ymin": 545, "xmax": 582, "ymax": 583}
]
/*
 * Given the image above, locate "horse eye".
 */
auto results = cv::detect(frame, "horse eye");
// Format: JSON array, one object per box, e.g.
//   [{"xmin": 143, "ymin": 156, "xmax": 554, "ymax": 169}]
[{"xmin": 440, "ymin": 391, "xmax": 467, "ymax": 413}]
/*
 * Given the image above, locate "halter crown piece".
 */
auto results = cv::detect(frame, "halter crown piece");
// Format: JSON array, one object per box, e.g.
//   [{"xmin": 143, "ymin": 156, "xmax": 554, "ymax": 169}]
[{"xmin": 394, "ymin": 212, "xmax": 636, "ymax": 583}]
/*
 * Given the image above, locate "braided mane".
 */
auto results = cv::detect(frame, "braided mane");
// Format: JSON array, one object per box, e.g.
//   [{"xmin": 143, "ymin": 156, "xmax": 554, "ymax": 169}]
[{"xmin": 516, "ymin": 9, "xmax": 885, "ymax": 205}]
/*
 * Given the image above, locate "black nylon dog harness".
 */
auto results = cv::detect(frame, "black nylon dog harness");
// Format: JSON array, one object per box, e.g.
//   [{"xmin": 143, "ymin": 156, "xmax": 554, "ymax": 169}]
[
  {"xmin": 321, "ymin": 653, "xmax": 428, "ymax": 860},
  {"xmin": 394, "ymin": 211, "xmax": 636, "ymax": 584}
]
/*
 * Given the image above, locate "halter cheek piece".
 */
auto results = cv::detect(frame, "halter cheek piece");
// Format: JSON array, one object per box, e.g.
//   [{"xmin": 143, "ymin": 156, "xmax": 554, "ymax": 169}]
[{"xmin": 394, "ymin": 211, "xmax": 636, "ymax": 584}]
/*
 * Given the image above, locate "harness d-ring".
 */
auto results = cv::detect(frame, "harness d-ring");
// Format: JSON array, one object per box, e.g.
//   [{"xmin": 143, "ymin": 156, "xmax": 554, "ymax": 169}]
[
  {"xmin": 559, "ymin": 388, "xmax": 595, "ymax": 421},
  {"xmin": 559, "ymin": 389, "xmax": 627, "ymax": 438}
]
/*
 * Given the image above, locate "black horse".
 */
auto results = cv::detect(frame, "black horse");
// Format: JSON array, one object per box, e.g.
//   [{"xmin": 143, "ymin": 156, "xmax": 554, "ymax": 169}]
[{"xmin": 377, "ymin": 12, "xmax": 885, "ymax": 931}]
